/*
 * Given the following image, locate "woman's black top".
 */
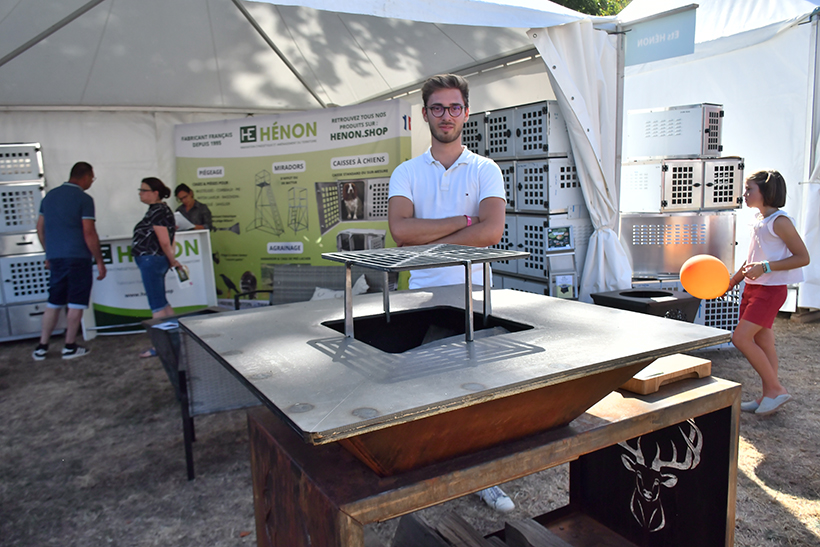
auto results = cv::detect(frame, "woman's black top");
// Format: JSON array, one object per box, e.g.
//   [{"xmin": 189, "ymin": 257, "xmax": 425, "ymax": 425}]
[{"xmin": 132, "ymin": 202, "xmax": 176, "ymax": 257}]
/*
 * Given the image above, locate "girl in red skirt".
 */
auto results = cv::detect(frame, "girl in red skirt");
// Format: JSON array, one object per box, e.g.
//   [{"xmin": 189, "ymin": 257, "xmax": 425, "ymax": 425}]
[{"xmin": 729, "ymin": 170, "xmax": 810, "ymax": 415}]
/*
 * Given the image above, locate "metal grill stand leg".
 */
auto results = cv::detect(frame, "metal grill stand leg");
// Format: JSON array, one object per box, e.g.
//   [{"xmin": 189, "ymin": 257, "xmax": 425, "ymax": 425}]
[{"xmin": 464, "ymin": 261, "xmax": 474, "ymax": 342}]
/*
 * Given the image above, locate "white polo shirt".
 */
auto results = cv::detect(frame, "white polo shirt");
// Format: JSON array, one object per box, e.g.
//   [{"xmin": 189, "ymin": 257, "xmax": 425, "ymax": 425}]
[{"xmin": 388, "ymin": 146, "xmax": 505, "ymax": 289}]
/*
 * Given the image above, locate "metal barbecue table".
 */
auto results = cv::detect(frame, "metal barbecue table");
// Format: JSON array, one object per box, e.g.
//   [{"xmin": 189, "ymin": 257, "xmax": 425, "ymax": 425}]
[{"xmin": 178, "ymin": 245, "xmax": 738, "ymax": 547}]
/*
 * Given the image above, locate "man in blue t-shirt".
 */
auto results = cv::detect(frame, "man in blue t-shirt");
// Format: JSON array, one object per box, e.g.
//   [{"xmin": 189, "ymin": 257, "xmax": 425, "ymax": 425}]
[{"xmin": 33, "ymin": 162, "xmax": 107, "ymax": 361}]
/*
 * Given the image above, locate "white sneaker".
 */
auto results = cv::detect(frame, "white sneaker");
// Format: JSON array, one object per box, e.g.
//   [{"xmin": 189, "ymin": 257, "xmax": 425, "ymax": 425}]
[{"xmin": 477, "ymin": 486, "xmax": 515, "ymax": 513}]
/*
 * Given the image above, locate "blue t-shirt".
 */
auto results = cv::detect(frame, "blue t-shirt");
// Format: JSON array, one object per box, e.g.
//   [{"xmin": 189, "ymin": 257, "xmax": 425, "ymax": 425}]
[{"xmin": 39, "ymin": 182, "xmax": 95, "ymax": 260}]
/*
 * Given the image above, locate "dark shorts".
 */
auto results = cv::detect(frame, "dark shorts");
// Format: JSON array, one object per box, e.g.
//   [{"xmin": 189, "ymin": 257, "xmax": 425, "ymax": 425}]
[
  {"xmin": 738, "ymin": 283, "xmax": 787, "ymax": 329},
  {"xmin": 134, "ymin": 254, "xmax": 170, "ymax": 313},
  {"xmin": 47, "ymin": 257, "xmax": 93, "ymax": 309}
]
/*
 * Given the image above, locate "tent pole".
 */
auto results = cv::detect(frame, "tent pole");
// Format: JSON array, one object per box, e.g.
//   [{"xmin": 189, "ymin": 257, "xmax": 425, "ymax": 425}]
[
  {"xmin": 809, "ymin": 10, "xmax": 820, "ymax": 174},
  {"xmin": 231, "ymin": 0, "xmax": 327, "ymax": 108},
  {"xmin": 0, "ymin": 0, "xmax": 107, "ymax": 69},
  {"xmin": 614, "ymin": 25, "xmax": 625, "ymax": 238}
]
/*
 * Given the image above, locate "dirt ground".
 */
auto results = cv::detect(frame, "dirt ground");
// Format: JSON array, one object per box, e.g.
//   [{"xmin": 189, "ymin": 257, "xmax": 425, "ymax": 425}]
[{"xmin": 1, "ymin": 314, "xmax": 818, "ymax": 546}]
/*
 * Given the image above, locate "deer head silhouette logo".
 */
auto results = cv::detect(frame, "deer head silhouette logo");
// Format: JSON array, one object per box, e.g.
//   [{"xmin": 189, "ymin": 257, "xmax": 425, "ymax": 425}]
[{"xmin": 619, "ymin": 419, "xmax": 703, "ymax": 532}]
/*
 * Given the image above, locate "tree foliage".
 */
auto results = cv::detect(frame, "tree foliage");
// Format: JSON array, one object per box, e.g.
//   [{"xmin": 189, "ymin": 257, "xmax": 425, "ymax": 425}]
[{"xmin": 553, "ymin": 0, "xmax": 631, "ymax": 16}]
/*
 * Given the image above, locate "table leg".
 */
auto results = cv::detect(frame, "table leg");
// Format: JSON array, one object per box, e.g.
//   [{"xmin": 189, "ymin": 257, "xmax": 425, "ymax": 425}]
[{"xmin": 249, "ymin": 413, "xmax": 365, "ymax": 547}]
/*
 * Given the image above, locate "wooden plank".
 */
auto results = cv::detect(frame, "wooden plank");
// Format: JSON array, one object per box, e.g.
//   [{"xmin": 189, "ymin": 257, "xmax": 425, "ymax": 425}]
[
  {"xmin": 535, "ymin": 511, "xmax": 639, "ymax": 547},
  {"xmin": 505, "ymin": 519, "xmax": 574, "ymax": 547},
  {"xmin": 393, "ymin": 513, "xmax": 451, "ymax": 547},
  {"xmin": 486, "ymin": 537, "xmax": 508, "ymax": 547},
  {"xmin": 620, "ymin": 354, "xmax": 711, "ymax": 395},
  {"xmin": 244, "ymin": 378, "xmax": 740, "ymax": 526},
  {"xmin": 436, "ymin": 512, "xmax": 495, "ymax": 547},
  {"xmin": 248, "ymin": 413, "xmax": 363, "ymax": 547}
]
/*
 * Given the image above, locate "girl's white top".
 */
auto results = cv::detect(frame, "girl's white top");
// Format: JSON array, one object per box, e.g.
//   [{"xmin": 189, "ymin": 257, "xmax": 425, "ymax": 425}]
[{"xmin": 745, "ymin": 210, "xmax": 803, "ymax": 285}]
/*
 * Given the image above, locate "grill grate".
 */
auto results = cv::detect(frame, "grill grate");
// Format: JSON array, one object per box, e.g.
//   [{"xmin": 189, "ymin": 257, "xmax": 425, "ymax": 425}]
[
  {"xmin": 323, "ymin": 245, "xmax": 530, "ymax": 343},
  {"xmin": 322, "ymin": 244, "xmax": 529, "ymax": 271}
]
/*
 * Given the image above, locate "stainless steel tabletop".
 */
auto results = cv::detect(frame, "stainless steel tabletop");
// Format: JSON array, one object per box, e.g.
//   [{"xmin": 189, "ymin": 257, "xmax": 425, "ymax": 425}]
[{"xmin": 179, "ymin": 287, "xmax": 729, "ymax": 445}]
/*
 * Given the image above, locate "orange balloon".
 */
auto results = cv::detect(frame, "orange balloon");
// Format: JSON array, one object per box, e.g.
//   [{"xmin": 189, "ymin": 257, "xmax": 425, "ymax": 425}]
[{"xmin": 680, "ymin": 255, "xmax": 730, "ymax": 299}]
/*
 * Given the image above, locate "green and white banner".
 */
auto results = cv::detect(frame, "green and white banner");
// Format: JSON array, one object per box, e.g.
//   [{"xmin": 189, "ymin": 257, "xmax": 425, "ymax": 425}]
[
  {"xmin": 90, "ymin": 230, "xmax": 217, "ymax": 329},
  {"xmin": 174, "ymin": 100, "xmax": 411, "ymax": 302}
]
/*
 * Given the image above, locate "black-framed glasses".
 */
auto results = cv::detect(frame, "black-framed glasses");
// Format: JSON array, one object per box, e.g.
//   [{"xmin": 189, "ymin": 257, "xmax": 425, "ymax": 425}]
[
  {"xmin": 426, "ymin": 103, "xmax": 465, "ymax": 118},
  {"xmin": 138, "ymin": 188, "xmax": 153, "ymax": 193}
]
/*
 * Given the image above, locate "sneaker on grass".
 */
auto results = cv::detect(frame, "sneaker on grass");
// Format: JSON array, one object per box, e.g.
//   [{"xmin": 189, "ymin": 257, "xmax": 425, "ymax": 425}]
[{"xmin": 477, "ymin": 485, "xmax": 515, "ymax": 513}]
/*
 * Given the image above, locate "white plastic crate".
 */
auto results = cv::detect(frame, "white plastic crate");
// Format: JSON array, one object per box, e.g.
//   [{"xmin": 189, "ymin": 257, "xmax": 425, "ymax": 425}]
[
  {"xmin": 624, "ymin": 103, "xmax": 723, "ymax": 159},
  {"xmin": 487, "ymin": 101, "xmax": 571, "ymax": 160},
  {"xmin": 621, "ymin": 158, "xmax": 743, "ymax": 213}
]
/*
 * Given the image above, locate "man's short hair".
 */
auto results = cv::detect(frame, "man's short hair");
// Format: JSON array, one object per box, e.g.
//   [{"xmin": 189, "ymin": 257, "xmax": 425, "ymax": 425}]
[
  {"xmin": 422, "ymin": 74, "xmax": 469, "ymax": 108},
  {"xmin": 69, "ymin": 162, "xmax": 93, "ymax": 180}
]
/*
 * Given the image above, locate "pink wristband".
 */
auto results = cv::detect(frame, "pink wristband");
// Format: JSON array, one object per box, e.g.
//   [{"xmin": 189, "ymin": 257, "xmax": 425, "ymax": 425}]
[{"xmin": 464, "ymin": 215, "xmax": 472, "ymax": 227}]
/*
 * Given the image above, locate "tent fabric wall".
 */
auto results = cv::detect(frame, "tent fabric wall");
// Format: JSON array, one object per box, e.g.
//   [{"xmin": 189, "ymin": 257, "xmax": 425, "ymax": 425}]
[
  {"xmin": 1, "ymin": 0, "xmax": 630, "ymax": 298},
  {"xmin": 0, "ymin": 110, "xmax": 258, "ymax": 239},
  {"xmin": 620, "ymin": 0, "xmax": 820, "ymax": 309},
  {"xmin": 531, "ymin": 21, "xmax": 632, "ymax": 302}
]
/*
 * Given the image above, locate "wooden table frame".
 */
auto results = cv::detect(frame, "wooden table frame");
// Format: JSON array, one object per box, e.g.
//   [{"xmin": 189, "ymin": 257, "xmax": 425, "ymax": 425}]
[{"xmin": 248, "ymin": 377, "xmax": 740, "ymax": 547}]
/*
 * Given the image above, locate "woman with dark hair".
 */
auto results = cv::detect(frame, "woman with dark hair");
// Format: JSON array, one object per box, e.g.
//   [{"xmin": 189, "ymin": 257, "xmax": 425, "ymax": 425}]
[
  {"xmin": 174, "ymin": 183, "xmax": 212, "ymax": 230},
  {"xmin": 133, "ymin": 177, "xmax": 181, "ymax": 357}
]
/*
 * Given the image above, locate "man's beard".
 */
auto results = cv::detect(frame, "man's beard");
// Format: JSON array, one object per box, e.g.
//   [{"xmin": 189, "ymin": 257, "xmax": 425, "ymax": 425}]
[{"xmin": 430, "ymin": 123, "xmax": 462, "ymax": 144}]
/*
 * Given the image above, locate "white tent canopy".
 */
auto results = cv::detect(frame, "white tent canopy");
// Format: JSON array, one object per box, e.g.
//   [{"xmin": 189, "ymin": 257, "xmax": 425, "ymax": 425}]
[
  {"xmin": 620, "ymin": 0, "xmax": 820, "ymax": 309},
  {"xmin": 0, "ymin": 0, "xmax": 629, "ymax": 300}
]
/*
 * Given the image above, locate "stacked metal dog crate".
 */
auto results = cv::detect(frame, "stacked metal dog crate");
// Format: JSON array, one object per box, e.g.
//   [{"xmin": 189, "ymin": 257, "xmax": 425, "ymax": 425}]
[
  {"xmin": 620, "ymin": 104, "xmax": 744, "ymax": 339},
  {"xmin": 0, "ymin": 143, "xmax": 63, "ymax": 341},
  {"xmin": 464, "ymin": 101, "xmax": 591, "ymax": 298}
]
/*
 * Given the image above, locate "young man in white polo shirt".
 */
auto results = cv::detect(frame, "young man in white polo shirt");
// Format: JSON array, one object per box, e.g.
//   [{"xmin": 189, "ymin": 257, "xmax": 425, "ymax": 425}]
[{"xmin": 387, "ymin": 74, "xmax": 513, "ymax": 512}]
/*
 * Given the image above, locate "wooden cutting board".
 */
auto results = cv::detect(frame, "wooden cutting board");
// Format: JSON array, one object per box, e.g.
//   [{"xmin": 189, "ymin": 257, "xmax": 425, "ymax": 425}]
[{"xmin": 621, "ymin": 354, "xmax": 712, "ymax": 395}]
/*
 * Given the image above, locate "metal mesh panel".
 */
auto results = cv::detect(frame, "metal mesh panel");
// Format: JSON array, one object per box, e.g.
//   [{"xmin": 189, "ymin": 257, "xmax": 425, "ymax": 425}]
[
  {"xmin": 668, "ymin": 164, "xmax": 696, "ymax": 207},
  {"xmin": 550, "ymin": 157, "xmax": 582, "ymax": 213},
  {"xmin": 315, "ymin": 181, "xmax": 341, "ymax": 234},
  {"xmin": 703, "ymin": 158, "xmax": 743, "ymax": 210},
  {"xmin": 322, "ymin": 244, "xmax": 528, "ymax": 272},
  {"xmin": 517, "ymin": 161, "xmax": 548, "ymax": 212},
  {"xmin": 180, "ymin": 330, "xmax": 261, "ymax": 417},
  {"xmin": 0, "ymin": 253, "xmax": 49, "ymax": 304},
  {"xmin": 489, "ymin": 216, "xmax": 517, "ymax": 274},
  {"xmin": 497, "ymin": 161, "xmax": 515, "ymax": 212},
  {"xmin": 516, "ymin": 217, "xmax": 549, "ymax": 278},
  {"xmin": 697, "ymin": 285, "xmax": 741, "ymax": 331},
  {"xmin": 365, "ymin": 178, "xmax": 390, "ymax": 219},
  {"xmin": 487, "ymin": 108, "xmax": 515, "ymax": 160},
  {"xmin": 516, "ymin": 103, "xmax": 547, "ymax": 157},
  {"xmin": 620, "ymin": 212, "xmax": 736, "ymax": 276},
  {"xmin": 0, "ymin": 144, "xmax": 43, "ymax": 183},
  {"xmin": 630, "ymin": 222, "xmax": 708, "ymax": 247},
  {"xmin": 462, "ymin": 112, "xmax": 486, "ymax": 156},
  {"xmin": 0, "ymin": 183, "xmax": 42, "ymax": 233},
  {"xmin": 706, "ymin": 110, "xmax": 722, "ymax": 154}
]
